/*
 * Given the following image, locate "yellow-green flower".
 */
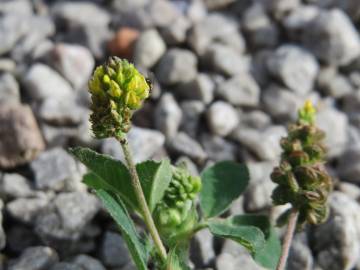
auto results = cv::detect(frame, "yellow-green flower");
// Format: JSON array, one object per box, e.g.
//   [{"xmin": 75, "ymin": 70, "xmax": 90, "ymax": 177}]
[
  {"xmin": 298, "ymin": 100, "xmax": 316, "ymax": 124},
  {"xmin": 88, "ymin": 57, "xmax": 150, "ymax": 139}
]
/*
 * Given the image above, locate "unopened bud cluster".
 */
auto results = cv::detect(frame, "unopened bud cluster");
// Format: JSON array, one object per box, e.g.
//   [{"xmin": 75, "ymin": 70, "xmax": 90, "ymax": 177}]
[
  {"xmin": 154, "ymin": 166, "xmax": 202, "ymax": 243},
  {"xmin": 88, "ymin": 57, "xmax": 150, "ymax": 139},
  {"xmin": 271, "ymin": 102, "xmax": 332, "ymax": 226}
]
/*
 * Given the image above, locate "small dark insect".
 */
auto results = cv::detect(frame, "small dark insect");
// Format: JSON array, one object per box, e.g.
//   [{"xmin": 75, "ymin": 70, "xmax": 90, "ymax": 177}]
[{"xmin": 146, "ymin": 72, "xmax": 155, "ymax": 94}]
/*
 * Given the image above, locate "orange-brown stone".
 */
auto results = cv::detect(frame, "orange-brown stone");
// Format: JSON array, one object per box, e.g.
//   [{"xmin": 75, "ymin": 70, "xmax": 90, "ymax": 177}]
[{"xmin": 107, "ymin": 27, "xmax": 140, "ymax": 59}]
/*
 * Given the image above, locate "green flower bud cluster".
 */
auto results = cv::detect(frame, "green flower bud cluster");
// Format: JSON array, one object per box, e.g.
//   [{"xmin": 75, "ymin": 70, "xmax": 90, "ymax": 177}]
[
  {"xmin": 88, "ymin": 57, "xmax": 150, "ymax": 139},
  {"xmin": 271, "ymin": 101, "xmax": 332, "ymax": 226},
  {"xmin": 154, "ymin": 166, "xmax": 202, "ymax": 244}
]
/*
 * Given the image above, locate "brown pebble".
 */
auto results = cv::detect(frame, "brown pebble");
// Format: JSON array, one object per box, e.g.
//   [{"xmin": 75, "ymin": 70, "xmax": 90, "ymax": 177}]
[
  {"xmin": 107, "ymin": 27, "xmax": 140, "ymax": 59},
  {"xmin": 0, "ymin": 104, "xmax": 45, "ymax": 168}
]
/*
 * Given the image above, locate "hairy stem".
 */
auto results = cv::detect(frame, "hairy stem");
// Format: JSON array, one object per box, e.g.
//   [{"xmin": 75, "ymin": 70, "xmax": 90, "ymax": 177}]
[
  {"xmin": 119, "ymin": 137, "xmax": 167, "ymax": 262},
  {"xmin": 276, "ymin": 208, "xmax": 299, "ymax": 270}
]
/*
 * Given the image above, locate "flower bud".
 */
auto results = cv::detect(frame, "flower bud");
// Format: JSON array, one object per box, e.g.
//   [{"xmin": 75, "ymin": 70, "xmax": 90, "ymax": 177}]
[
  {"xmin": 153, "ymin": 166, "xmax": 201, "ymax": 245},
  {"xmin": 88, "ymin": 57, "xmax": 150, "ymax": 139}
]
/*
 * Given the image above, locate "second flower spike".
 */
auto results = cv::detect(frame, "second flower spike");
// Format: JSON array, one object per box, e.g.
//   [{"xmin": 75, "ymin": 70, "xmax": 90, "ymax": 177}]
[{"xmin": 271, "ymin": 101, "xmax": 332, "ymax": 227}]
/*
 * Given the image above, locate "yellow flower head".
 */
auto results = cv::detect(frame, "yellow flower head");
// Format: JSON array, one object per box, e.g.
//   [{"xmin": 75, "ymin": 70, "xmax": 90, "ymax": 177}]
[{"xmin": 88, "ymin": 57, "xmax": 151, "ymax": 139}]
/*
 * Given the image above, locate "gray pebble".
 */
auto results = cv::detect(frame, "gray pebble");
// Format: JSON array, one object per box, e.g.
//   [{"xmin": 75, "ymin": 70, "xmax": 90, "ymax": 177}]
[
  {"xmin": 311, "ymin": 192, "xmax": 360, "ymax": 270},
  {"xmin": 244, "ymin": 161, "xmax": 276, "ymax": 212},
  {"xmin": 338, "ymin": 145, "xmax": 360, "ymax": 183},
  {"xmin": 72, "ymin": 254, "xmax": 106, "ymax": 270},
  {"xmin": 10, "ymin": 16, "xmax": 55, "ymax": 62},
  {"xmin": 8, "ymin": 246, "xmax": 59, "ymax": 270},
  {"xmin": 204, "ymin": 0, "xmax": 235, "ymax": 10},
  {"xmin": 51, "ymin": 1, "xmax": 111, "ymax": 29},
  {"xmin": 176, "ymin": 73, "xmax": 215, "ymax": 104},
  {"xmin": 267, "ymin": 45, "xmax": 319, "ymax": 95},
  {"xmin": 38, "ymin": 97, "xmax": 86, "ymax": 126},
  {"xmin": 0, "ymin": 14, "xmax": 28, "ymax": 55},
  {"xmin": 316, "ymin": 106, "xmax": 349, "ymax": 158},
  {"xmin": 24, "ymin": 63, "xmax": 73, "ymax": 102},
  {"xmin": 200, "ymin": 133, "xmax": 236, "ymax": 161},
  {"xmin": 266, "ymin": 0, "xmax": 301, "ymax": 20},
  {"xmin": 159, "ymin": 16, "xmax": 191, "ymax": 45},
  {"xmin": 6, "ymin": 194, "xmax": 51, "ymax": 224},
  {"xmin": 48, "ymin": 43, "xmax": 95, "ymax": 90},
  {"xmin": 262, "ymin": 84, "xmax": 303, "ymax": 121},
  {"xmin": 54, "ymin": 192, "xmax": 99, "ymax": 232},
  {"xmin": 232, "ymin": 125, "xmax": 286, "ymax": 160},
  {"xmin": 0, "ymin": 173, "xmax": 33, "ymax": 198},
  {"xmin": 241, "ymin": 110, "xmax": 271, "ymax": 130},
  {"xmin": 154, "ymin": 93, "xmax": 182, "ymax": 139},
  {"xmin": 217, "ymin": 73, "xmax": 260, "ymax": 107},
  {"xmin": 156, "ymin": 48, "xmax": 197, "ymax": 85},
  {"xmin": 180, "ymin": 100, "xmax": 205, "ymax": 138},
  {"xmin": 188, "ymin": 13, "xmax": 245, "ymax": 55},
  {"xmin": 282, "ymin": 5, "xmax": 320, "ymax": 37},
  {"xmin": 204, "ymin": 44, "xmax": 250, "ymax": 76},
  {"xmin": 0, "ymin": 0, "xmax": 33, "ymax": 16},
  {"xmin": 302, "ymin": 9, "xmax": 360, "ymax": 65},
  {"xmin": 288, "ymin": 240, "xmax": 314, "ymax": 270},
  {"xmin": 206, "ymin": 101, "xmax": 239, "ymax": 137},
  {"xmin": 242, "ymin": 3, "xmax": 279, "ymax": 48},
  {"xmin": 50, "ymin": 263, "xmax": 83, "ymax": 270},
  {"xmin": 31, "ymin": 147, "xmax": 81, "ymax": 191},
  {"xmin": 191, "ymin": 229, "xmax": 215, "ymax": 266},
  {"xmin": 102, "ymin": 127, "xmax": 165, "ymax": 163},
  {"xmin": 101, "ymin": 231, "xmax": 131, "ymax": 267},
  {"xmin": 317, "ymin": 67, "xmax": 353, "ymax": 98},
  {"xmin": 0, "ymin": 73, "xmax": 20, "ymax": 104},
  {"xmin": 0, "ymin": 200, "xmax": 4, "ymax": 250},
  {"xmin": 134, "ymin": 29, "xmax": 166, "ymax": 69},
  {"xmin": 168, "ymin": 132, "xmax": 207, "ymax": 163},
  {"xmin": 146, "ymin": 0, "xmax": 180, "ymax": 27}
]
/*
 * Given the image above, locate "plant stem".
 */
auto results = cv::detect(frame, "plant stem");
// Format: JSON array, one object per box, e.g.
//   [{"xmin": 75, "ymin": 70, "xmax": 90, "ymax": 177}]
[
  {"xmin": 276, "ymin": 208, "xmax": 299, "ymax": 270},
  {"xmin": 119, "ymin": 137, "xmax": 168, "ymax": 262}
]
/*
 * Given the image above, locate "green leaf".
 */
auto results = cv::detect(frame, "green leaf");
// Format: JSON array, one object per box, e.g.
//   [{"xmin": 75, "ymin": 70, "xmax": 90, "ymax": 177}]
[
  {"xmin": 200, "ymin": 161, "xmax": 249, "ymax": 217},
  {"xmin": 166, "ymin": 245, "xmax": 191, "ymax": 270},
  {"xmin": 209, "ymin": 214, "xmax": 281, "ymax": 270},
  {"xmin": 136, "ymin": 159, "xmax": 172, "ymax": 212},
  {"xmin": 83, "ymin": 172, "xmax": 112, "ymax": 190},
  {"xmin": 252, "ymin": 227, "xmax": 281, "ymax": 270},
  {"xmin": 69, "ymin": 147, "xmax": 138, "ymax": 210},
  {"xmin": 95, "ymin": 189, "xmax": 149, "ymax": 270},
  {"xmin": 208, "ymin": 216, "xmax": 265, "ymax": 253}
]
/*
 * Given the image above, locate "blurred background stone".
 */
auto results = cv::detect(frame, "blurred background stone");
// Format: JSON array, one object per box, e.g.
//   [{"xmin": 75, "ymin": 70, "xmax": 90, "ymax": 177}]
[{"xmin": 1, "ymin": 0, "xmax": 360, "ymax": 268}]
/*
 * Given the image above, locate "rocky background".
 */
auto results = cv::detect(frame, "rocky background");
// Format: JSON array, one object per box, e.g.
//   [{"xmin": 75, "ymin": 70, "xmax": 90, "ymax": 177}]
[{"xmin": 0, "ymin": 0, "xmax": 360, "ymax": 269}]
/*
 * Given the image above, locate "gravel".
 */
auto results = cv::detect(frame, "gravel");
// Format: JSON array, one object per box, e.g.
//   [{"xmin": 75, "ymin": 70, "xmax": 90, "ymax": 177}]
[
  {"xmin": 216, "ymin": 73, "xmax": 260, "ymax": 107},
  {"xmin": 24, "ymin": 63, "xmax": 73, "ymax": 102},
  {"xmin": 100, "ymin": 231, "xmax": 131, "ymax": 267},
  {"xmin": 0, "ymin": 73, "xmax": 20, "ymax": 104},
  {"xmin": 301, "ymin": 9, "xmax": 360, "ymax": 65},
  {"xmin": 311, "ymin": 192, "xmax": 360, "ymax": 270},
  {"xmin": 266, "ymin": 44, "xmax": 319, "ymax": 95},
  {"xmin": 47, "ymin": 43, "xmax": 95, "ymax": 90},
  {"xmin": 154, "ymin": 93, "xmax": 182, "ymax": 139},
  {"xmin": 1, "ymin": 0, "xmax": 360, "ymax": 269},
  {"xmin": 31, "ymin": 148, "xmax": 82, "ymax": 191},
  {"xmin": 0, "ymin": 104, "xmax": 45, "ymax": 168},
  {"xmin": 206, "ymin": 101, "xmax": 239, "ymax": 137},
  {"xmin": 8, "ymin": 246, "xmax": 59, "ymax": 270},
  {"xmin": 155, "ymin": 48, "xmax": 198, "ymax": 85},
  {"xmin": 134, "ymin": 29, "xmax": 166, "ymax": 68}
]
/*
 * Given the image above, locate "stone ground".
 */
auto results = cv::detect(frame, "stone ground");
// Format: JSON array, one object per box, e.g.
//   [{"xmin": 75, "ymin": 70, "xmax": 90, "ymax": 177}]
[{"xmin": 1, "ymin": 0, "xmax": 360, "ymax": 269}]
